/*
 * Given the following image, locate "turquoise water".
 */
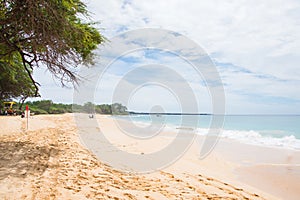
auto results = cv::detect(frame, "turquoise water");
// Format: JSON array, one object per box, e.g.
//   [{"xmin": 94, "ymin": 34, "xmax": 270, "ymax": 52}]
[{"xmin": 115, "ymin": 115, "xmax": 300, "ymax": 149}]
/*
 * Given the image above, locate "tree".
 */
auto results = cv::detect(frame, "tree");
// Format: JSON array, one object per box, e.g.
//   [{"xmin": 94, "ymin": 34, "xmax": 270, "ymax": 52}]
[
  {"xmin": 83, "ymin": 102, "xmax": 95, "ymax": 113},
  {"xmin": 34, "ymin": 100, "xmax": 53, "ymax": 113},
  {"xmin": 0, "ymin": 0, "xmax": 104, "ymax": 98},
  {"xmin": 0, "ymin": 53, "xmax": 37, "ymax": 108},
  {"xmin": 97, "ymin": 104, "xmax": 112, "ymax": 114},
  {"xmin": 112, "ymin": 103, "xmax": 127, "ymax": 115}
]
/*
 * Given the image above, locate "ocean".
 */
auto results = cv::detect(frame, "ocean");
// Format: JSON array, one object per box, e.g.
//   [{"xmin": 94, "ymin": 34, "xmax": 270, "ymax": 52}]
[{"xmin": 113, "ymin": 114, "xmax": 300, "ymax": 150}]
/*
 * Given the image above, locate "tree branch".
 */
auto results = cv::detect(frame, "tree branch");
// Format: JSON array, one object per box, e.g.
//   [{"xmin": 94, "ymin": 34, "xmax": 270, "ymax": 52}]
[{"xmin": 19, "ymin": 51, "xmax": 40, "ymax": 97}]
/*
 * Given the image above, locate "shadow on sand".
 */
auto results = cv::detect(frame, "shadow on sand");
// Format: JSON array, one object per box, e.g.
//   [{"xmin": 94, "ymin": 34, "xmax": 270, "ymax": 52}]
[{"xmin": 0, "ymin": 141, "xmax": 59, "ymax": 180}]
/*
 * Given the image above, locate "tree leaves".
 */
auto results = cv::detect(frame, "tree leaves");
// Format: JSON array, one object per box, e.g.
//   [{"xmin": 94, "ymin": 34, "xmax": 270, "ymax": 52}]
[
  {"xmin": 0, "ymin": 53, "xmax": 37, "ymax": 103},
  {"xmin": 0, "ymin": 0, "xmax": 104, "ymax": 99}
]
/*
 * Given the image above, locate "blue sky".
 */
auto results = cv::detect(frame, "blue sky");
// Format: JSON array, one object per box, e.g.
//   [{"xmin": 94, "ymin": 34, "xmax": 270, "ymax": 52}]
[{"xmin": 33, "ymin": 0, "xmax": 300, "ymax": 114}]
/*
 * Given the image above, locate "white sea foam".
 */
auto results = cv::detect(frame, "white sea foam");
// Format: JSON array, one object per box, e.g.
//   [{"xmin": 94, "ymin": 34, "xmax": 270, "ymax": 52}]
[
  {"xmin": 113, "ymin": 115, "xmax": 300, "ymax": 150},
  {"xmin": 195, "ymin": 128, "xmax": 300, "ymax": 150}
]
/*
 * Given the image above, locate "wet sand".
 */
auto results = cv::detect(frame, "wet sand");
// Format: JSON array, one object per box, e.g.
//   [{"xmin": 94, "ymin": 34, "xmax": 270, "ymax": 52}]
[{"xmin": 0, "ymin": 113, "xmax": 298, "ymax": 199}]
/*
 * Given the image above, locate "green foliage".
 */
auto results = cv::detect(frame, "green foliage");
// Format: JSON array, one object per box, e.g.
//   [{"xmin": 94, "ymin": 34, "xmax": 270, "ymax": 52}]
[
  {"xmin": 31, "ymin": 100, "xmax": 53, "ymax": 113},
  {"xmin": 79, "ymin": 103, "xmax": 127, "ymax": 115},
  {"xmin": 0, "ymin": 53, "xmax": 37, "ymax": 102},
  {"xmin": 112, "ymin": 103, "xmax": 128, "ymax": 115},
  {"xmin": 0, "ymin": 0, "xmax": 105, "ymax": 99},
  {"xmin": 83, "ymin": 102, "xmax": 95, "ymax": 113},
  {"xmin": 95, "ymin": 104, "xmax": 112, "ymax": 114},
  {"xmin": 22, "ymin": 100, "xmax": 128, "ymax": 115}
]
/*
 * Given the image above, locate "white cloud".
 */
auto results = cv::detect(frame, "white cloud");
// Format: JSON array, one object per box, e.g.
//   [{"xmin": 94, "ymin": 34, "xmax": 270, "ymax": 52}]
[{"xmin": 32, "ymin": 0, "xmax": 300, "ymax": 114}]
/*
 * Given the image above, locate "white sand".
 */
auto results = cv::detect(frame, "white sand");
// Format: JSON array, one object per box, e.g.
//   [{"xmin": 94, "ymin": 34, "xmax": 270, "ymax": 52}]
[{"xmin": 1, "ymin": 114, "xmax": 298, "ymax": 199}]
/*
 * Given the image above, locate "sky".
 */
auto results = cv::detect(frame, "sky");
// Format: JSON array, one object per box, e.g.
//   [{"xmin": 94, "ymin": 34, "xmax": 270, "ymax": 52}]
[{"xmin": 33, "ymin": 0, "xmax": 300, "ymax": 114}]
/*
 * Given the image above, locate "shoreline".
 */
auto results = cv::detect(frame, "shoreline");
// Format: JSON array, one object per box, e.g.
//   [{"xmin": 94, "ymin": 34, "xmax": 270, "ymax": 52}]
[
  {"xmin": 0, "ymin": 113, "xmax": 298, "ymax": 199},
  {"xmin": 113, "ymin": 114, "xmax": 300, "ymax": 151}
]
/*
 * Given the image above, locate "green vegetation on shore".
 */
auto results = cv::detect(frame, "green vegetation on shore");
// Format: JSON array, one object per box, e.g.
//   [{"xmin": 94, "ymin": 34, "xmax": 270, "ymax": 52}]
[{"xmin": 22, "ymin": 100, "xmax": 128, "ymax": 115}]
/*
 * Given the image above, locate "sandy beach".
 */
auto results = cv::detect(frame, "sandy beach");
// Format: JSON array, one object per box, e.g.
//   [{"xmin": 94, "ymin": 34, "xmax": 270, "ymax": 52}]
[{"xmin": 0, "ymin": 114, "xmax": 299, "ymax": 199}]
